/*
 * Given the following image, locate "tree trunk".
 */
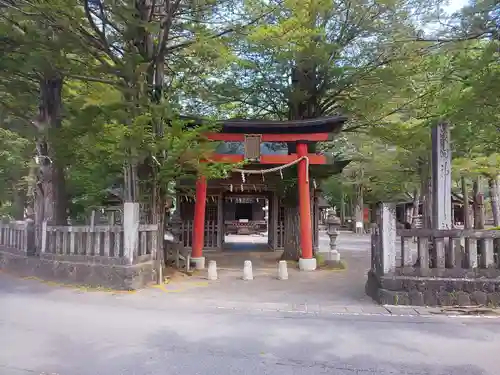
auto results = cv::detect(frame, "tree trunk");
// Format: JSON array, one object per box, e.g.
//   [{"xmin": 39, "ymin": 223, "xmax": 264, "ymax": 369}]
[
  {"xmin": 461, "ymin": 176, "xmax": 472, "ymax": 265},
  {"xmin": 488, "ymin": 176, "xmax": 500, "ymax": 227},
  {"xmin": 421, "ymin": 164, "xmax": 432, "ymax": 229},
  {"xmin": 35, "ymin": 74, "xmax": 68, "ymax": 228},
  {"xmin": 281, "ymin": 204, "xmax": 301, "ymax": 261},
  {"xmin": 473, "ymin": 176, "xmax": 485, "ymax": 229},
  {"xmin": 25, "ymin": 165, "xmax": 36, "ymax": 220},
  {"xmin": 11, "ymin": 187, "xmax": 26, "ymax": 220},
  {"xmin": 461, "ymin": 176, "xmax": 472, "ymax": 229},
  {"xmin": 354, "ymin": 183, "xmax": 364, "ymax": 234},
  {"xmin": 340, "ymin": 193, "xmax": 345, "ymax": 226},
  {"xmin": 282, "ymin": 55, "xmax": 319, "ymax": 260}
]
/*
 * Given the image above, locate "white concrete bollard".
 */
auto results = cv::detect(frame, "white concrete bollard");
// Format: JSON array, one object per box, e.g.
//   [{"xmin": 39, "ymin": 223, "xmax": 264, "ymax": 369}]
[
  {"xmin": 277, "ymin": 260, "xmax": 288, "ymax": 280},
  {"xmin": 207, "ymin": 260, "xmax": 218, "ymax": 280},
  {"xmin": 242, "ymin": 260, "xmax": 253, "ymax": 280}
]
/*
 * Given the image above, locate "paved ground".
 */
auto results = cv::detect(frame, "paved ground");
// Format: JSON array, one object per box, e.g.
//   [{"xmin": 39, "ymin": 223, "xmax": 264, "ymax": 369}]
[
  {"xmin": 200, "ymin": 231, "xmax": 374, "ymax": 306},
  {"xmin": 1, "ymin": 273, "xmax": 499, "ymax": 375},
  {"xmin": 1, "ymin": 232, "xmax": 499, "ymax": 375}
]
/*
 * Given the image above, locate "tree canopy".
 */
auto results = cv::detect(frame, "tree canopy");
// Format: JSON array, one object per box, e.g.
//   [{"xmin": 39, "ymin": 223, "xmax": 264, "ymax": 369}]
[{"xmin": 0, "ymin": 0, "xmax": 498, "ymax": 227}]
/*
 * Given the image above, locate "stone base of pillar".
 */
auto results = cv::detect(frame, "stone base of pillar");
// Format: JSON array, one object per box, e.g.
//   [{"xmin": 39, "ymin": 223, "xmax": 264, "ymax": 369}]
[
  {"xmin": 326, "ymin": 250, "xmax": 340, "ymax": 262},
  {"xmin": 298, "ymin": 257, "xmax": 317, "ymax": 271},
  {"xmin": 191, "ymin": 257, "xmax": 205, "ymax": 270}
]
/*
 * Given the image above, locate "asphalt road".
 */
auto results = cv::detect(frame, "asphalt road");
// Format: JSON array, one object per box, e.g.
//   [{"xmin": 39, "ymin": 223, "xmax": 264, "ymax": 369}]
[{"xmin": 1, "ymin": 274, "xmax": 499, "ymax": 375}]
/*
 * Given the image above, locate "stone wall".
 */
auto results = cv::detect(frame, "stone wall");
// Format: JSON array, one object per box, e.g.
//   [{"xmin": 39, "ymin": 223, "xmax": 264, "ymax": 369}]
[
  {"xmin": 366, "ymin": 201, "xmax": 500, "ymax": 307},
  {"xmin": 0, "ymin": 247, "xmax": 156, "ymax": 290},
  {"xmin": 366, "ymin": 270, "xmax": 500, "ymax": 307},
  {"xmin": 0, "ymin": 203, "xmax": 159, "ymax": 290}
]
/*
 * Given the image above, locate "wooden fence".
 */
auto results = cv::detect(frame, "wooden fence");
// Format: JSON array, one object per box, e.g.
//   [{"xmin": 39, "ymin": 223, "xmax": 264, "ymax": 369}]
[
  {"xmin": 42, "ymin": 223, "xmax": 158, "ymax": 264},
  {"xmin": 371, "ymin": 203, "xmax": 500, "ymax": 277},
  {"xmin": 276, "ymin": 222, "xmax": 284, "ymax": 249},
  {"xmin": 0, "ymin": 218, "xmax": 158, "ymax": 265},
  {"xmin": 0, "ymin": 220, "xmax": 34, "ymax": 254},
  {"xmin": 398, "ymin": 228, "xmax": 500, "ymax": 270},
  {"xmin": 179, "ymin": 220, "xmax": 219, "ymax": 250}
]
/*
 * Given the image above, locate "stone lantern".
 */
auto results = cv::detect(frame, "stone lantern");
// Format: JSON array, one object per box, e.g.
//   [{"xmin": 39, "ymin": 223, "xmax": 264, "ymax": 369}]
[{"xmin": 325, "ymin": 213, "xmax": 341, "ymax": 264}]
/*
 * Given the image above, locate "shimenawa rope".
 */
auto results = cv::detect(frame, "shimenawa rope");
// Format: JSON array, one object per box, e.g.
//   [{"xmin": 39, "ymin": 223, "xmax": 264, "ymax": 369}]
[{"xmin": 232, "ymin": 156, "xmax": 309, "ymax": 183}]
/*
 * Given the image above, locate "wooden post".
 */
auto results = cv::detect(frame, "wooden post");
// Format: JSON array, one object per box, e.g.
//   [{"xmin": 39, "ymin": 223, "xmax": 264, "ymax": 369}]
[
  {"xmin": 401, "ymin": 237, "xmax": 412, "ymax": 267},
  {"xmin": 265, "ymin": 192, "xmax": 272, "ymax": 249},
  {"xmin": 370, "ymin": 223, "xmax": 379, "ymax": 273},
  {"xmin": 69, "ymin": 230, "xmax": 76, "ymax": 255},
  {"xmin": 468, "ymin": 238, "xmax": 478, "ymax": 268},
  {"xmin": 313, "ymin": 193, "xmax": 319, "ymax": 252},
  {"xmin": 114, "ymin": 229, "xmax": 122, "ymax": 257},
  {"xmin": 473, "ymin": 176, "xmax": 486, "ymax": 261},
  {"xmin": 103, "ymin": 230, "xmax": 111, "ymax": 257},
  {"xmin": 410, "ymin": 188, "xmax": 420, "ymax": 228},
  {"xmin": 272, "ymin": 192, "xmax": 279, "ymax": 250},
  {"xmin": 340, "ymin": 193, "xmax": 345, "ymax": 226},
  {"xmin": 481, "ymin": 238, "xmax": 494, "ymax": 268},
  {"xmin": 354, "ymin": 182, "xmax": 364, "ymax": 234},
  {"xmin": 191, "ymin": 176, "xmax": 207, "ymax": 269},
  {"xmin": 296, "ymin": 142, "xmax": 313, "ymax": 261},
  {"xmin": 140, "ymin": 231, "xmax": 147, "ymax": 257},
  {"xmin": 461, "ymin": 176, "xmax": 471, "ymax": 259},
  {"xmin": 417, "ymin": 237, "xmax": 429, "ymax": 269},
  {"xmin": 94, "ymin": 231, "xmax": 102, "ymax": 256},
  {"xmin": 216, "ymin": 192, "xmax": 224, "ymax": 250},
  {"xmin": 489, "ymin": 176, "xmax": 500, "ymax": 259},
  {"xmin": 62, "ymin": 230, "xmax": 68, "ymax": 255}
]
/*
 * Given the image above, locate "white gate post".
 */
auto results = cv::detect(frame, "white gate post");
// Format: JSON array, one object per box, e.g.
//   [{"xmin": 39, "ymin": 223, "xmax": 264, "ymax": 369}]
[
  {"xmin": 123, "ymin": 202, "xmax": 140, "ymax": 264},
  {"xmin": 379, "ymin": 203, "xmax": 397, "ymax": 275}
]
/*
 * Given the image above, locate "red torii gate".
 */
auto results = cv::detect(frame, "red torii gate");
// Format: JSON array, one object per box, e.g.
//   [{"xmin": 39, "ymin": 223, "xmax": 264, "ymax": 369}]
[{"xmin": 188, "ymin": 116, "xmax": 347, "ymax": 271}]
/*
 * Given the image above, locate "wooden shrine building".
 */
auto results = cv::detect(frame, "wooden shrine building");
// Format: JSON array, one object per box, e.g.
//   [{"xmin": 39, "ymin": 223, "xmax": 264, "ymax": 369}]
[{"xmin": 175, "ymin": 116, "xmax": 349, "ymax": 271}]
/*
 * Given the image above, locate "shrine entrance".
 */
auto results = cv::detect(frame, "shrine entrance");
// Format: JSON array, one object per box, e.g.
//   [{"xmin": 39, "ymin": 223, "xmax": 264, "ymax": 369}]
[
  {"xmin": 222, "ymin": 194, "xmax": 269, "ymax": 252},
  {"xmin": 173, "ymin": 115, "xmax": 350, "ymax": 270}
]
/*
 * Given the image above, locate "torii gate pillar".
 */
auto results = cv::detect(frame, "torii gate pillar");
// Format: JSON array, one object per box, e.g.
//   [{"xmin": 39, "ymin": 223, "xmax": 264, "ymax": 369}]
[{"xmin": 297, "ymin": 142, "xmax": 316, "ymax": 271}]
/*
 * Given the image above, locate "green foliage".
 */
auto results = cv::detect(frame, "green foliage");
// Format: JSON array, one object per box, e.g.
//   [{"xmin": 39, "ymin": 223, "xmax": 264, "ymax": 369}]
[
  {"xmin": 0, "ymin": 0, "xmax": 498, "ymax": 221},
  {"xmin": 321, "ymin": 0, "xmax": 499, "ymax": 204},
  {"xmin": 0, "ymin": 128, "xmax": 32, "ymax": 217},
  {"xmin": 453, "ymin": 155, "xmax": 500, "ymax": 179}
]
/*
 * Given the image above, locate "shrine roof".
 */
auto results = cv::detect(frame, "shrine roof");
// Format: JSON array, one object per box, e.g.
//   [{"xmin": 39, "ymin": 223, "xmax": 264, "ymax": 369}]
[{"xmin": 180, "ymin": 115, "xmax": 347, "ymax": 134}]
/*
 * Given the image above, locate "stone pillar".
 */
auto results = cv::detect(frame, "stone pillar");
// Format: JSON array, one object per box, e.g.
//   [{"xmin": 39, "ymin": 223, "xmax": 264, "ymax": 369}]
[
  {"xmin": 431, "ymin": 122, "xmax": 452, "ymax": 230},
  {"xmin": 191, "ymin": 176, "xmax": 207, "ymax": 269},
  {"xmin": 296, "ymin": 142, "xmax": 316, "ymax": 271},
  {"xmin": 378, "ymin": 202, "xmax": 396, "ymax": 275},
  {"xmin": 431, "ymin": 122, "xmax": 452, "ymax": 269},
  {"xmin": 123, "ymin": 202, "xmax": 140, "ymax": 265}
]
